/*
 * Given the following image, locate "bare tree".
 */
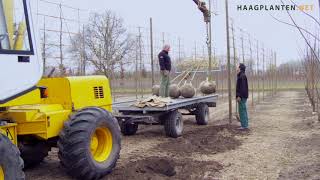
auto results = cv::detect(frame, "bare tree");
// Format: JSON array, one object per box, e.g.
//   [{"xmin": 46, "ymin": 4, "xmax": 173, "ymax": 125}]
[
  {"xmin": 84, "ymin": 11, "xmax": 135, "ymax": 78},
  {"xmin": 69, "ymin": 32, "xmax": 89, "ymax": 75}
]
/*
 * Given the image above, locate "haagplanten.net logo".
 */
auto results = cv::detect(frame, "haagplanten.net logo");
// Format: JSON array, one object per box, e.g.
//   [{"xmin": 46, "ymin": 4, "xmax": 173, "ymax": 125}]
[{"xmin": 237, "ymin": 3, "xmax": 314, "ymax": 11}]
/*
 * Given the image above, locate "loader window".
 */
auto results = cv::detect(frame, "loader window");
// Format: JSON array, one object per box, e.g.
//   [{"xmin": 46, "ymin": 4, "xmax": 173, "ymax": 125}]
[{"xmin": 0, "ymin": 0, "xmax": 33, "ymax": 54}]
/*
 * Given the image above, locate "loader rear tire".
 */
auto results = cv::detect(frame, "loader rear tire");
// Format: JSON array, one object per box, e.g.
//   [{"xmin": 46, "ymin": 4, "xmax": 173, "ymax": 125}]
[
  {"xmin": 195, "ymin": 104, "xmax": 209, "ymax": 125},
  {"xmin": 58, "ymin": 107, "xmax": 121, "ymax": 180},
  {"xmin": 164, "ymin": 110, "xmax": 183, "ymax": 138},
  {"xmin": 0, "ymin": 134, "xmax": 25, "ymax": 180}
]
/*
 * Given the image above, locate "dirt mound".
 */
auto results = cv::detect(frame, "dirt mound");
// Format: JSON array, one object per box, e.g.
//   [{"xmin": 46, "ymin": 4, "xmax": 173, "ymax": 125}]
[
  {"xmin": 158, "ymin": 124, "xmax": 247, "ymax": 156},
  {"xmin": 108, "ymin": 157, "xmax": 223, "ymax": 180}
]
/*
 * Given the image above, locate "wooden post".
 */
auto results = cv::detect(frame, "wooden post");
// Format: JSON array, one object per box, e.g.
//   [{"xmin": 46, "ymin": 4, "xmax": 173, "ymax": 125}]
[
  {"xmin": 59, "ymin": 3, "xmax": 64, "ymax": 75},
  {"xmin": 82, "ymin": 25, "xmax": 87, "ymax": 75},
  {"xmin": 241, "ymin": 29, "xmax": 245, "ymax": 64},
  {"xmin": 162, "ymin": 32, "xmax": 165, "ymax": 46},
  {"xmin": 138, "ymin": 27, "xmax": 143, "ymax": 98},
  {"xmin": 194, "ymin": 41, "xmax": 197, "ymax": 62},
  {"xmin": 178, "ymin": 37, "xmax": 181, "ymax": 63},
  {"xmin": 274, "ymin": 52, "xmax": 277, "ymax": 94},
  {"xmin": 150, "ymin": 18, "xmax": 155, "ymax": 86},
  {"xmin": 225, "ymin": 0, "xmax": 232, "ymax": 123},
  {"xmin": 256, "ymin": 40, "xmax": 260, "ymax": 103},
  {"xmin": 231, "ymin": 21, "xmax": 238, "ymax": 113},
  {"xmin": 42, "ymin": 16, "xmax": 46, "ymax": 75},
  {"xmin": 262, "ymin": 45, "xmax": 265, "ymax": 100},
  {"xmin": 208, "ymin": 0, "xmax": 213, "ymax": 81},
  {"xmin": 135, "ymin": 37, "xmax": 139, "ymax": 99},
  {"xmin": 249, "ymin": 34, "xmax": 254, "ymax": 106}
]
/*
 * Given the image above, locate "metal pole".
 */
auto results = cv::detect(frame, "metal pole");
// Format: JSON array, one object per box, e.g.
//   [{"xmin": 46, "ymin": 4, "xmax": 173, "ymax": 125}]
[
  {"xmin": 150, "ymin": 18, "xmax": 154, "ymax": 86},
  {"xmin": 225, "ymin": 0, "xmax": 232, "ymax": 123}
]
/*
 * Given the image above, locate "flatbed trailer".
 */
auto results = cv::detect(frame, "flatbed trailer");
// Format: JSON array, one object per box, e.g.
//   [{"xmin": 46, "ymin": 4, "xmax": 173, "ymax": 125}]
[{"xmin": 113, "ymin": 94, "xmax": 218, "ymax": 138}]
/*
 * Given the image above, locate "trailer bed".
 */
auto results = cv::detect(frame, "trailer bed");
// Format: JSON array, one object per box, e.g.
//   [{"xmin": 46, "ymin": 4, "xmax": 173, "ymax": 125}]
[{"xmin": 113, "ymin": 94, "xmax": 218, "ymax": 113}]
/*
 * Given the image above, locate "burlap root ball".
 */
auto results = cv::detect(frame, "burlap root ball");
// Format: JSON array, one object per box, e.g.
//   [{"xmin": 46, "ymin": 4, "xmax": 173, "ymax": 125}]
[
  {"xmin": 169, "ymin": 84, "xmax": 180, "ymax": 99},
  {"xmin": 199, "ymin": 80, "xmax": 216, "ymax": 94},
  {"xmin": 152, "ymin": 85, "xmax": 160, "ymax": 96},
  {"xmin": 180, "ymin": 83, "xmax": 196, "ymax": 98}
]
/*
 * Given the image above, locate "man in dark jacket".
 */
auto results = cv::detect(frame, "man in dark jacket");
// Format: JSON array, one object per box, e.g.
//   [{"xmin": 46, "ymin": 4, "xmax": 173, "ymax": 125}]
[
  {"xmin": 158, "ymin": 45, "xmax": 171, "ymax": 97},
  {"xmin": 236, "ymin": 63, "xmax": 249, "ymax": 130}
]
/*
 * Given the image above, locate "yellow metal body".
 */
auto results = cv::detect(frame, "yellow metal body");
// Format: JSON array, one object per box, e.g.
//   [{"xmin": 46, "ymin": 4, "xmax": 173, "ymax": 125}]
[
  {"xmin": 0, "ymin": 76, "xmax": 113, "ymax": 141},
  {"xmin": 0, "ymin": 166, "xmax": 3, "ymax": 180},
  {"xmin": 0, "ymin": 123, "xmax": 17, "ymax": 145}
]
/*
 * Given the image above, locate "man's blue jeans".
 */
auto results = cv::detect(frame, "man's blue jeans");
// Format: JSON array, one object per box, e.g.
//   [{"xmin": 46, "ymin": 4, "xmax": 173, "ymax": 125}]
[{"xmin": 238, "ymin": 98, "xmax": 249, "ymax": 128}]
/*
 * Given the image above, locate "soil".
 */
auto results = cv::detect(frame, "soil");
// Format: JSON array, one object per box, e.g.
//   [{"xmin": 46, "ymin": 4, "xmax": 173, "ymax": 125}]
[
  {"xmin": 109, "ymin": 157, "xmax": 223, "ymax": 180},
  {"xmin": 25, "ymin": 91, "xmax": 320, "ymax": 180}
]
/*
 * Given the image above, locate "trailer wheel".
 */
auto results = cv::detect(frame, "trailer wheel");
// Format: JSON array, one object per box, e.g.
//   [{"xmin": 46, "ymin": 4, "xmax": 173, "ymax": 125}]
[
  {"xmin": 0, "ymin": 134, "xmax": 25, "ymax": 180},
  {"xmin": 58, "ymin": 107, "xmax": 121, "ymax": 180},
  {"xmin": 120, "ymin": 123, "xmax": 138, "ymax": 136},
  {"xmin": 164, "ymin": 110, "xmax": 183, "ymax": 138},
  {"xmin": 195, "ymin": 104, "xmax": 209, "ymax": 125}
]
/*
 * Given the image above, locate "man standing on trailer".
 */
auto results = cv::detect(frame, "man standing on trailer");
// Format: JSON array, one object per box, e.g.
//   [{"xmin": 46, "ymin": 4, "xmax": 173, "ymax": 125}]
[
  {"xmin": 236, "ymin": 63, "xmax": 249, "ymax": 130},
  {"xmin": 158, "ymin": 45, "xmax": 172, "ymax": 97}
]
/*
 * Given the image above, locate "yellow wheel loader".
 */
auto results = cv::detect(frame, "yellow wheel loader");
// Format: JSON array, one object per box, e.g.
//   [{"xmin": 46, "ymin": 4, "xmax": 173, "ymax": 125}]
[{"xmin": 0, "ymin": 0, "xmax": 121, "ymax": 179}]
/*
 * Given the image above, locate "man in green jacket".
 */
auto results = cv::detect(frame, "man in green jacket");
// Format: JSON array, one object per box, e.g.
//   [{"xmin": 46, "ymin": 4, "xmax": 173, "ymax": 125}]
[{"xmin": 158, "ymin": 45, "xmax": 171, "ymax": 97}]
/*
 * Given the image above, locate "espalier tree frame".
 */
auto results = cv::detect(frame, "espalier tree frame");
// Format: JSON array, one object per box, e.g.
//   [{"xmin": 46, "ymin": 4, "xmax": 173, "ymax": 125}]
[{"xmin": 37, "ymin": 0, "xmax": 310, "ymax": 120}]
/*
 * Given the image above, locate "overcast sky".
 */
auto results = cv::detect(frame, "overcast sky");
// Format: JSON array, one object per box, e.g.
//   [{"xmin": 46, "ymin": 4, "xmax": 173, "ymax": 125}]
[{"xmin": 33, "ymin": 0, "xmax": 319, "ymax": 65}]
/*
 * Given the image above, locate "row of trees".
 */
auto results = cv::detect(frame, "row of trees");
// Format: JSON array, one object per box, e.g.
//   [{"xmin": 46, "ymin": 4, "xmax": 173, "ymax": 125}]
[{"xmin": 280, "ymin": 0, "xmax": 320, "ymax": 120}]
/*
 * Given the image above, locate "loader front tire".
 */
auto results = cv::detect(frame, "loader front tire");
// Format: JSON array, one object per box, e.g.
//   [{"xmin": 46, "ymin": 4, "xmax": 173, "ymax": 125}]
[
  {"xmin": 58, "ymin": 107, "xmax": 121, "ymax": 180},
  {"xmin": 0, "ymin": 134, "xmax": 25, "ymax": 180}
]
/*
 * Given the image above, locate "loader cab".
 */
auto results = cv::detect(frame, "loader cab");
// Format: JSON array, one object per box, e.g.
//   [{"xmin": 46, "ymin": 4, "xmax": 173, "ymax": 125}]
[{"xmin": 0, "ymin": 0, "xmax": 42, "ymax": 104}]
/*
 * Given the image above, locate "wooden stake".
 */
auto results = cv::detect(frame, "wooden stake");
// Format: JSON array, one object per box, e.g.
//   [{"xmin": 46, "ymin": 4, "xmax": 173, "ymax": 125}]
[{"xmin": 225, "ymin": 0, "xmax": 232, "ymax": 123}]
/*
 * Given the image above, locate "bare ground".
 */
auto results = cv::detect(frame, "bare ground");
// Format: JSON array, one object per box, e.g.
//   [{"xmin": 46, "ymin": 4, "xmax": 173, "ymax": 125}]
[{"xmin": 25, "ymin": 91, "xmax": 320, "ymax": 180}]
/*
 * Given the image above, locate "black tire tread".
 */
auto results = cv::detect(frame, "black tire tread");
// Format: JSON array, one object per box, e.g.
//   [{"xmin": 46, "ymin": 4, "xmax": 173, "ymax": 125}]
[
  {"xmin": 195, "ymin": 103, "xmax": 209, "ymax": 125},
  {"xmin": 0, "ymin": 134, "xmax": 25, "ymax": 180},
  {"xmin": 164, "ymin": 111, "xmax": 183, "ymax": 138},
  {"xmin": 58, "ymin": 107, "xmax": 121, "ymax": 180},
  {"xmin": 19, "ymin": 138, "xmax": 50, "ymax": 168},
  {"xmin": 120, "ymin": 123, "xmax": 138, "ymax": 136}
]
